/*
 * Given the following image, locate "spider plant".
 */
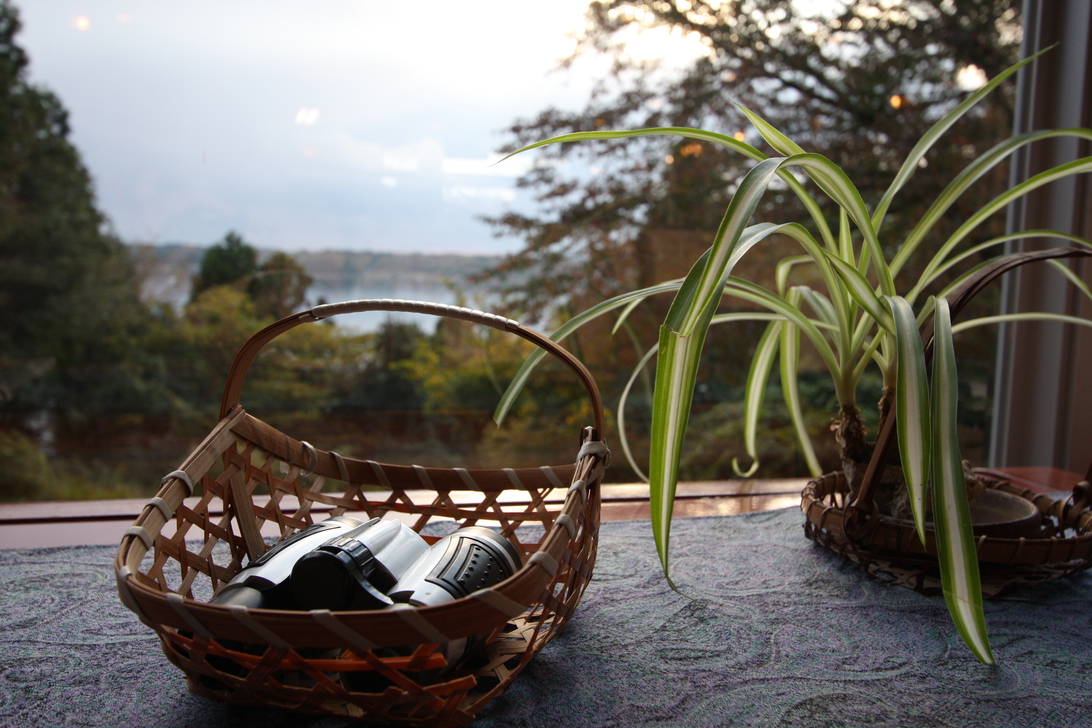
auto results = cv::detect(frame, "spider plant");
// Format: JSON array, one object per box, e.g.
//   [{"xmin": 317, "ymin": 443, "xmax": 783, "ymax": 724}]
[{"xmin": 493, "ymin": 49, "xmax": 1092, "ymax": 662}]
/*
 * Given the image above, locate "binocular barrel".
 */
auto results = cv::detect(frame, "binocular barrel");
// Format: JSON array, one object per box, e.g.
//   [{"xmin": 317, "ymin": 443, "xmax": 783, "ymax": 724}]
[
  {"xmin": 208, "ymin": 516, "xmax": 525, "ymax": 682},
  {"xmin": 389, "ymin": 527, "xmax": 523, "ymax": 607}
]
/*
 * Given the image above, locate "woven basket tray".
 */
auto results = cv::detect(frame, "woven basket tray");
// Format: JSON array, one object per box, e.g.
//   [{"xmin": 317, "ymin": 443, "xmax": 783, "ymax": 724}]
[
  {"xmin": 114, "ymin": 300, "xmax": 610, "ymax": 727},
  {"xmin": 802, "ymin": 248, "xmax": 1092, "ymax": 598},
  {"xmin": 802, "ymin": 469, "xmax": 1092, "ymax": 596}
]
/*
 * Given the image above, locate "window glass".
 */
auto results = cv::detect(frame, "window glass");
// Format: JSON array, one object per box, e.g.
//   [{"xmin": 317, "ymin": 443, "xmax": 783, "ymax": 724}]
[{"xmin": 0, "ymin": 1, "xmax": 1021, "ymax": 503}]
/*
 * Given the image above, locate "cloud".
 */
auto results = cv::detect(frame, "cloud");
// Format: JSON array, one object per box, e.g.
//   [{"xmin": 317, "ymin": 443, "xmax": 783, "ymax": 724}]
[
  {"xmin": 442, "ymin": 155, "xmax": 531, "ymax": 177},
  {"xmin": 442, "ymin": 186, "xmax": 516, "ymax": 204},
  {"xmin": 16, "ymin": 0, "xmax": 601, "ymax": 254}
]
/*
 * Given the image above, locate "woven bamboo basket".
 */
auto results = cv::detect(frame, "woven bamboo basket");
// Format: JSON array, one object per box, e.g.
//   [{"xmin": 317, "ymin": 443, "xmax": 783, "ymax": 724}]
[
  {"xmin": 114, "ymin": 299, "xmax": 610, "ymax": 727},
  {"xmin": 802, "ymin": 248, "xmax": 1092, "ymax": 597}
]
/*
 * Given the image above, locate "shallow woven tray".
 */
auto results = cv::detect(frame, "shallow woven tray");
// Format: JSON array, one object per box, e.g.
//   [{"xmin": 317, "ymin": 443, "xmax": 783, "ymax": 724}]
[
  {"xmin": 802, "ymin": 469, "xmax": 1092, "ymax": 596},
  {"xmin": 802, "ymin": 248, "xmax": 1092, "ymax": 598},
  {"xmin": 114, "ymin": 300, "xmax": 610, "ymax": 727}
]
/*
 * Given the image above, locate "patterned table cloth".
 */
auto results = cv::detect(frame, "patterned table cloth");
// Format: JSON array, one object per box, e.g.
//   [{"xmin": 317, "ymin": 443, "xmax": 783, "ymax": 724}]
[{"xmin": 2, "ymin": 508, "xmax": 1090, "ymax": 727}]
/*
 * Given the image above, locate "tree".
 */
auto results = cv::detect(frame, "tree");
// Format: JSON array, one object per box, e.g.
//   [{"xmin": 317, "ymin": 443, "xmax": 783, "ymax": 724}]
[
  {"xmin": 191, "ymin": 231, "xmax": 314, "ymax": 319},
  {"xmin": 482, "ymin": 0, "xmax": 1021, "ymax": 317},
  {"xmin": 248, "ymin": 251, "xmax": 314, "ymax": 319},
  {"xmin": 190, "ymin": 230, "xmax": 258, "ymax": 300},
  {"xmin": 478, "ymin": 1, "xmax": 1021, "ymax": 477},
  {"xmin": 0, "ymin": 0, "xmax": 167, "ymax": 414}
]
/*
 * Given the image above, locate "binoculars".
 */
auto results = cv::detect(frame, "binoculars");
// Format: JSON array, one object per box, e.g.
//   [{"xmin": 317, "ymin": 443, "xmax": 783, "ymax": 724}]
[
  {"xmin": 208, "ymin": 516, "xmax": 523, "ymax": 684},
  {"xmin": 212, "ymin": 515, "xmax": 522, "ymax": 614}
]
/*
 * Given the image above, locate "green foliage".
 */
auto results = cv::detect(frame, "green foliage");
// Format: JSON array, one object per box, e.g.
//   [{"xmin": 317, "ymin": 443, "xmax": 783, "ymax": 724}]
[
  {"xmin": 400, "ymin": 314, "xmax": 594, "ymax": 468},
  {"xmin": 0, "ymin": 1, "xmax": 173, "ymax": 416},
  {"xmin": 0, "ymin": 428, "xmax": 52, "ymax": 501},
  {"xmin": 337, "ymin": 320, "xmax": 427, "ymax": 412},
  {"xmin": 180, "ymin": 287, "xmax": 265, "ymax": 402},
  {"xmin": 249, "ymin": 251, "xmax": 314, "ymax": 319},
  {"xmin": 191, "ymin": 231, "xmax": 315, "ymax": 320},
  {"xmin": 190, "ymin": 231, "xmax": 258, "ymax": 299},
  {"xmin": 0, "ymin": 1, "xmax": 587, "ymax": 503},
  {"xmin": 0, "ymin": 428, "xmax": 143, "ymax": 502}
]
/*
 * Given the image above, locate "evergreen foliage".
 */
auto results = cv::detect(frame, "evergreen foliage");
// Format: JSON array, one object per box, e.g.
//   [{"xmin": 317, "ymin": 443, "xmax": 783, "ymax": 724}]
[
  {"xmin": 0, "ymin": 0, "xmax": 167, "ymax": 414},
  {"xmin": 190, "ymin": 231, "xmax": 258, "ymax": 300}
]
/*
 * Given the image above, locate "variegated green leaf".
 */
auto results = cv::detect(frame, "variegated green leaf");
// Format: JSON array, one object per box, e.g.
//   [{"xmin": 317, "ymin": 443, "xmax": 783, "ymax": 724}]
[
  {"xmin": 741, "ymin": 106, "xmax": 882, "ymax": 251},
  {"xmin": 887, "ymin": 296, "xmax": 931, "ymax": 542},
  {"xmin": 651, "ymin": 156, "xmax": 811, "ymax": 577},
  {"xmin": 951, "ymin": 312, "xmax": 1092, "ymax": 335},
  {"xmin": 824, "ymin": 252, "xmax": 894, "ymax": 334},
  {"xmin": 838, "ymin": 208, "xmax": 855, "ymax": 265},
  {"xmin": 667, "ymin": 159, "xmax": 792, "ymax": 336},
  {"xmin": 616, "ymin": 312, "xmax": 784, "ymax": 483},
  {"xmin": 650, "ymin": 283, "xmax": 723, "ymax": 580},
  {"xmin": 493, "ymin": 276, "xmax": 689, "ymax": 426},
  {"xmin": 775, "ymin": 255, "xmax": 813, "ymax": 296},
  {"xmin": 894, "ymin": 128, "xmax": 1092, "ymax": 279},
  {"xmin": 499, "ymin": 124, "xmax": 834, "ymax": 251},
  {"xmin": 723, "ymin": 277, "xmax": 844, "ymax": 379},
  {"xmin": 779, "ymin": 290, "xmax": 822, "ymax": 477},
  {"xmin": 786, "ymin": 153, "xmax": 894, "ymax": 296},
  {"xmin": 1047, "ymin": 259, "xmax": 1092, "ymax": 303},
  {"xmin": 930, "ymin": 156, "xmax": 1092, "ymax": 273},
  {"xmin": 915, "ymin": 230, "xmax": 1092, "ymax": 297},
  {"xmin": 612, "ymin": 296, "xmax": 648, "ymax": 335},
  {"xmin": 736, "ymin": 319, "xmax": 781, "ymax": 477},
  {"xmin": 496, "ymin": 126, "xmax": 763, "ymax": 165},
  {"xmin": 764, "ymin": 223, "xmax": 853, "ymax": 334},
  {"xmin": 617, "ymin": 344, "xmax": 658, "ymax": 483},
  {"xmin": 931, "ymin": 297, "xmax": 994, "ymax": 664},
  {"xmin": 873, "ymin": 49, "xmax": 1046, "ymax": 228},
  {"xmin": 739, "ymin": 105, "xmax": 806, "ymax": 157},
  {"xmin": 797, "ymin": 286, "xmax": 839, "ymax": 329}
]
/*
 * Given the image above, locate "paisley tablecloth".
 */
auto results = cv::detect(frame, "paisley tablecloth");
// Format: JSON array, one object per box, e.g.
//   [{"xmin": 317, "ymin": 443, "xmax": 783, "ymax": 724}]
[{"xmin": 2, "ymin": 508, "xmax": 1090, "ymax": 727}]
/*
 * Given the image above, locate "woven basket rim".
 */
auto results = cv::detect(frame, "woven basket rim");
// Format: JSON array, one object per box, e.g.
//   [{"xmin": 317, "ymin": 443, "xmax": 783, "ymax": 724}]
[{"xmin": 801, "ymin": 469, "xmax": 1092, "ymax": 568}]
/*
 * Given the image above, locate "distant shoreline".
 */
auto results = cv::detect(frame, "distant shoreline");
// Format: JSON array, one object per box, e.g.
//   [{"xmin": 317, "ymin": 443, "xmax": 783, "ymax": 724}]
[{"xmin": 128, "ymin": 243, "xmax": 502, "ymax": 322}]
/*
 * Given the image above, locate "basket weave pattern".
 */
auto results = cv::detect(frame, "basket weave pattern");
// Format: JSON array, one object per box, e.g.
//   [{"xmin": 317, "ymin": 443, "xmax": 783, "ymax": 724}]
[
  {"xmin": 802, "ymin": 467, "xmax": 1092, "ymax": 597},
  {"xmin": 114, "ymin": 300, "xmax": 609, "ymax": 726}
]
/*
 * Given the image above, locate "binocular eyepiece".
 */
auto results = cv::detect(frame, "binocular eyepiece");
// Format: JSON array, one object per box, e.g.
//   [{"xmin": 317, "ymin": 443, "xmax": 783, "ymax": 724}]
[{"xmin": 290, "ymin": 518, "xmax": 430, "ymax": 610}]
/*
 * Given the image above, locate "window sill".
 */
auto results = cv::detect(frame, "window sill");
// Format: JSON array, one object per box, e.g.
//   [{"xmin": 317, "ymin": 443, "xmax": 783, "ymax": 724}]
[{"xmin": 1, "ymin": 468, "xmax": 1077, "ymax": 550}]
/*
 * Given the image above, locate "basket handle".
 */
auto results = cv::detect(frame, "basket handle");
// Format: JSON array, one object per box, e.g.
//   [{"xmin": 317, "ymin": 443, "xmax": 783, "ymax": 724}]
[
  {"xmin": 850, "ymin": 246, "xmax": 1092, "ymax": 520},
  {"xmin": 218, "ymin": 299, "xmax": 605, "ymax": 434}
]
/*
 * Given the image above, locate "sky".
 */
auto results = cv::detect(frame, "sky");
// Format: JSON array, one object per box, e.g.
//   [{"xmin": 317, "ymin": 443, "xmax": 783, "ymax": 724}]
[{"xmin": 15, "ymin": 0, "xmax": 707, "ymax": 255}]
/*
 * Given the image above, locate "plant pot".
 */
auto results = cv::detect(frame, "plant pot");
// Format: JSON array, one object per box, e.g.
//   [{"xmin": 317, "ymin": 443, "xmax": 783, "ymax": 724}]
[
  {"xmin": 879, "ymin": 487, "xmax": 1043, "ymax": 539},
  {"xmin": 964, "ymin": 488, "xmax": 1043, "ymax": 538}
]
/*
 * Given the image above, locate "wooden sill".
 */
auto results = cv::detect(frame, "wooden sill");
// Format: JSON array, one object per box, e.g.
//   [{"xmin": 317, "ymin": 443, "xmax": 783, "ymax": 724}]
[
  {"xmin": 0, "ymin": 467, "xmax": 1079, "ymax": 550},
  {"xmin": 0, "ymin": 479, "xmax": 806, "ymax": 549}
]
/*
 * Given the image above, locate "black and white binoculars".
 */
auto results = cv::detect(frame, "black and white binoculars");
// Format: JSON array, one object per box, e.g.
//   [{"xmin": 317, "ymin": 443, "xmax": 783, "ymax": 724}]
[{"xmin": 211, "ymin": 516, "xmax": 522, "ymax": 613}]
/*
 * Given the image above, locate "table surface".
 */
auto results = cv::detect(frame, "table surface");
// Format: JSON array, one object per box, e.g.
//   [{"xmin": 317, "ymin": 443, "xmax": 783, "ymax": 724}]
[{"xmin": 2, "ymin": 506, "xmax": 1090, "ymax": 728}]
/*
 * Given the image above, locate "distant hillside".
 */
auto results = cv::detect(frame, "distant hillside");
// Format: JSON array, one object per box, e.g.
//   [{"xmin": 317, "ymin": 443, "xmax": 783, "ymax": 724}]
[{"xmin": 128, "ymin": 244, "xmax": 501, "ymax": 311}]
